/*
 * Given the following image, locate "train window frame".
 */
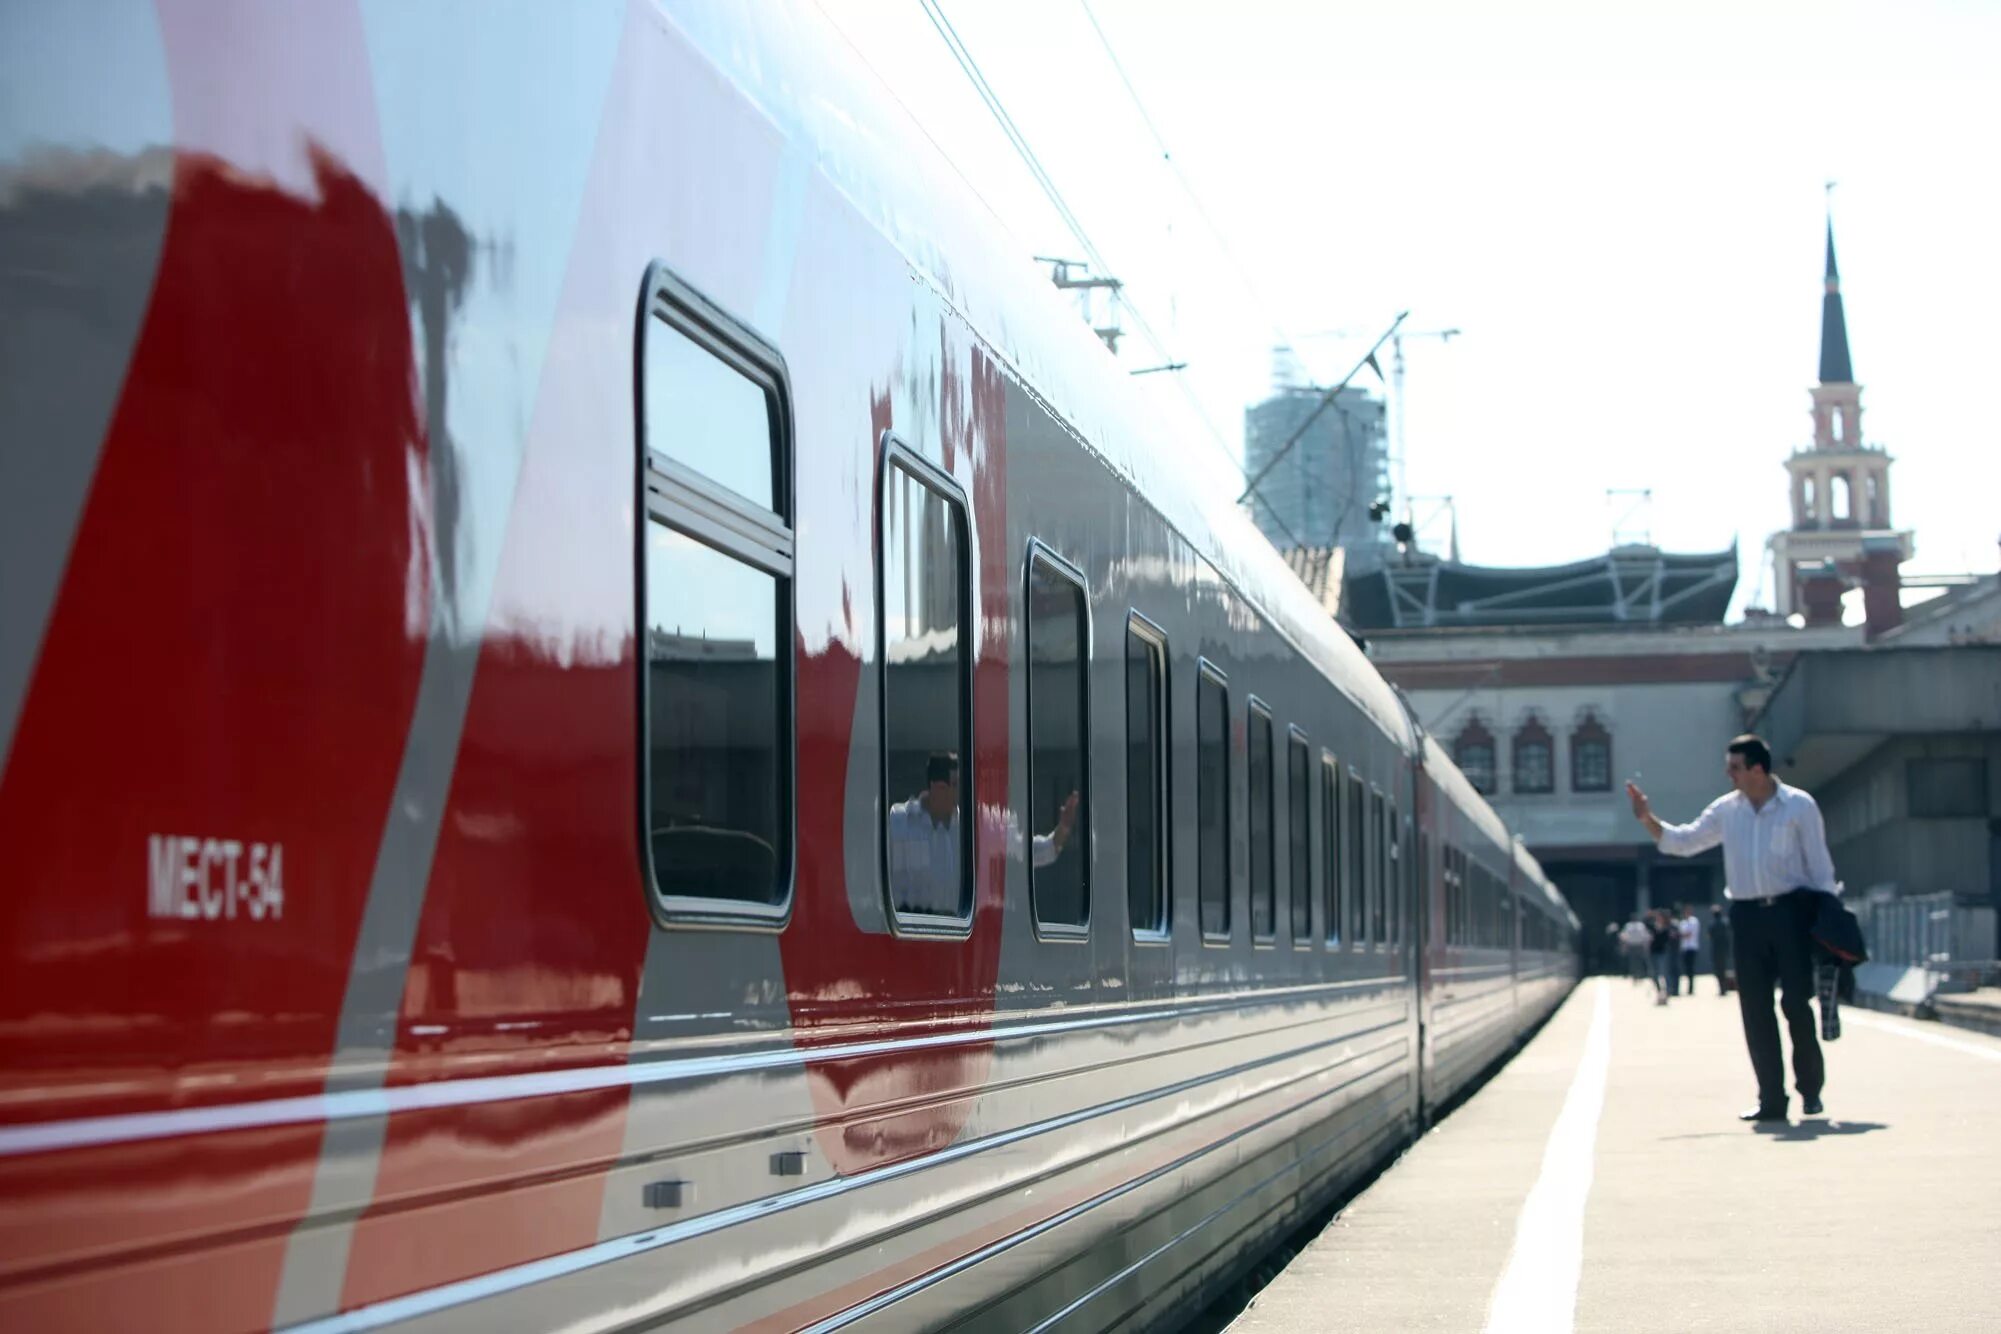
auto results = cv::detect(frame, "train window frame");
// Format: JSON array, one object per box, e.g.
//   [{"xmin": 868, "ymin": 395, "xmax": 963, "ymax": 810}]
[
  {"xmin": 1024, "ymin": 541, "xmax": 1092, "ymax": 940},
  {"xmin": 1246, "ymin": 697, "xmax": 1276, "ymax": 946},
  {"xmin": 1369, "ymin": 784, "xmax": 1387, "ymax": 950},
  {"xmin": 1346, "ymin": 765, "xmax": 1366, "ymax": 948},
  {"xmin": 636, "ymin": 261, "xmax": 796, "ymax": 930},
  {"xmin": 1320, "ymin": 753, "xmax": 1341, "ymax": 948},
  {"xmin": 1196, "ymin": 659, "xmax": 1232, "ymax": 945},
  {"xmin": 878, "ymin": 433, "xmax": 976, "ymax": 939},
  {"xmin": 1418, "ymin": 830, "xmax": 1431, "ymax": 948},
  {"xmin": 1125, "ymin": 613, "xmax": 1171, "ymax": 944},
  {"xmin": 1387, "ymin": 800, "xmax": 1403, "ymax": 951},
  {"xmin": 1288, "ymin": 727, "xmax": 1312, "ymax": 949}
]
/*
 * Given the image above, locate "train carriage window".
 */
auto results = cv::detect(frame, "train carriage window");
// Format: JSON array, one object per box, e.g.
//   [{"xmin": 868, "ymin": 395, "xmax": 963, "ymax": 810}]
[
  {"xmin": 1346, "ymin": 767, "xmax": 1365, "ymax": 946},
  {"xmin": 1387, "ymin": 801, "xmax": 1402, "ymax": 950},
  {"xmin": 1467, "ymin": 863, "xmax": 1479, "ymax": 946},
  {"xmin": 1288, "ymin": 729, "xmax": 1311, "ymax": 943},
  {"xmin": 1026, "ymin": 547, "xmax": 1091, "ymax": 933},
  {"xmin": 1369, "ymin": 787, "xmax": 1387, "ymax": 947},
  {"xmin": 1126, "ymin": 616, "xmax": 1169, "ymax": 938},
  {"xmin": 1419, "ymin": 831, "xmax": 1431, "ymax": 945},
  {"xmin": 1448, "ymin": 848, "xmax": 1463, "ymax": 946},
  {"xmin": 1197, "ymin": 663, "xmax": 1231, "ymax": 939},
  {"xmin": 1248, "ymin": 701, "xmax": 1275, "ymax": 941},
  {"xmin": 639, "ymin": 265, "xmax": 793, "ymax": 919},
  {"xmin": 1320, "ymin": 755, "xmax": 1341, "ymax": 947},
  {"xmin": 881, "ymin": 442, "xmax": 974, "ymax": 928}
]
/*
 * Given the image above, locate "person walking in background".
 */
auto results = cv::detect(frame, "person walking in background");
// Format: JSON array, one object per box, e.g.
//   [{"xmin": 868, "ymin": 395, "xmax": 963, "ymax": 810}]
[
  {"xmin": 1627, "ymin": 734, "xmax": 1839, "ymax": 1122},
  {"xmin": 1709, "ymin": 904, "xmax": 1733, "ymax": 997},
  {"xmin": 1677, "ymin": 904, "xmax": 1701, "ymax": 996},
  {"xmin": 1619, "ymin": 915, "xmax": 1651, "ymax": 984},
  {"xmin": 1647, "ymin": 909, "xmax": 1677, "ymax": 1005}
]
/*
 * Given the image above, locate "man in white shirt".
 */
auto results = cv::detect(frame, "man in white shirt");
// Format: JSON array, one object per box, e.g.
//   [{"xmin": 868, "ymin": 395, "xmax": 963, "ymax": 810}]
[
  {"xmin": 1627, "ymin": 734, "xmax": 1837, "ymax": 1123},
  {"xmin": 1676, "ymin": 906, "xmax": 1701, "ymax": 996},
  {"xmin": 887, "ymin": 752, "xmax": 1079, "ymax": 916}
]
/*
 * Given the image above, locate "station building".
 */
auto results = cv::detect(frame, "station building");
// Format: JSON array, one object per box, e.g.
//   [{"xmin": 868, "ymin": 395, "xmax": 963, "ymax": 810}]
[
  {"xmin": 1288, "ymin": 217, "xmax": 1998, "ymax": 969},
  {"xmin": 1348, "ymin": 554, "xmax": 1855, "ymax": 964}
]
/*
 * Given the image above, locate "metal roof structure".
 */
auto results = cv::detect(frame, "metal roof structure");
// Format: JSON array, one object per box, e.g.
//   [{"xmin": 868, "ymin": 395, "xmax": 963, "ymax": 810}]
[{"xmin": 1342, "ymin": 544, "xmax": 1739, "ymax": 632}]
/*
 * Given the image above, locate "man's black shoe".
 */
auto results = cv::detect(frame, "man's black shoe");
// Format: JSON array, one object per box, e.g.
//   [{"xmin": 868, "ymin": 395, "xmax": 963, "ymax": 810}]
[
  {"xmin": 1739, "ymin": 1104, "xmax": 1787, "ymax": 1123},
  {"xmin": 1802, "ymin": 1095, "xmax": 1824, "ymax": 1116}
]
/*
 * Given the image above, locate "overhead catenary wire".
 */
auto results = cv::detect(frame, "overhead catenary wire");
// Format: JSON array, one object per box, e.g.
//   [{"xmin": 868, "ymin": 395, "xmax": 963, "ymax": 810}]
[
  {"xmin": 917, "ymin": 0, "xmax": 1248, "ymax": 478},
  {"xmin": 1238, "ymin": 313, "xmax": 1407, "ymax": 506},
  {"xmin": 1077, "ymin": 0, "xmax": 1316, "ymax": 377}
]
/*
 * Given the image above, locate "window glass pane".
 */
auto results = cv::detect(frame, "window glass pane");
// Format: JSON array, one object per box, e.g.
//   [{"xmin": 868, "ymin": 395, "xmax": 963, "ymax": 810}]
[
  {"xmin": 1419, "ymin": 832, "xmax": 1431, "ymax": 945},
  {"xmin": 1459, "ymin": 742, "xmax": 1495, "ymax": 794},
  {"xmin": 1321, "ymin": 759, "xmax": 1340, "ymax": 945},
  {"xmin": 883, "ymin": 464, "xmax": 968, "ymax": 918},
  {"xmin": 646, "ymin": 523, "xmax": 785, "ymax": 905},
  {"xmin": 1289, "ymin": 734, "xmax": 1311, "ymax": 941},
  {"xmin": 1516, "ymin": 741, "xmax": 1552, "ymax": 793},
  {"xmin": 1198, "ymin": 670, "xmax": 1230, "ymax": 937},
  {"xmin": 1027, "ymin": 557, "xmax": 1089, "ymax": 928},
  {"xmin": 1347, "ymin": 772, "xmax": 1365, "ymax": 945},
  {"xmin": 644, "ymin": 316, "xmax": 774, "ymax": 510},
  {"xmin": 1387, "ymin": 803, "xmax": 1401, "ymax": 948},
  {"xmin": 1248, "ymin": 706, "xmax": 1274, "ymax": 939},
  {"xmin": 1573, "ymin": 739, "xmax": 1610, "ymax": 792},
  {"xmin": 1126, "ymin": 628, "xmax": 1165, "ymax": 934},
  {"xmin": 1370, "ymin": 789, "xmax": 1386, "ymax": 945}
]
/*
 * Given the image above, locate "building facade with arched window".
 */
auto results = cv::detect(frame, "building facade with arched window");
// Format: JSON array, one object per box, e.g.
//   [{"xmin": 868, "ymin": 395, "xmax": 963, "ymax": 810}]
[{"xmin": 1374, "ymin": 619, "xmax": 1859, "ymax": 974}]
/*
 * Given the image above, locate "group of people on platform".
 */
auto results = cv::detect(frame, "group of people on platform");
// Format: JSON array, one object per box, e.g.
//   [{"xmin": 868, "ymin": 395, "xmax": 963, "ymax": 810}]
[{"xmin": 1612, "ymin": 902, "xmax": 1733, "ymax": 1006}]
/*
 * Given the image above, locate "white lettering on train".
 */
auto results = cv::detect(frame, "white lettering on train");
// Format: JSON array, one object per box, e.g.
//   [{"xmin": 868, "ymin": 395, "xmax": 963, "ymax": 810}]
[{"xmin": 146, "ymin": 834, "xmax": 286, "ymax": 921}]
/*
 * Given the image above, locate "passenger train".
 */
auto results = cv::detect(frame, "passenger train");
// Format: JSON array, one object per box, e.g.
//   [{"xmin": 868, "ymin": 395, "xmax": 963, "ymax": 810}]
[{"xmin": 0, "ymin": 3, "xmax": 1578, "ymax": 1330}]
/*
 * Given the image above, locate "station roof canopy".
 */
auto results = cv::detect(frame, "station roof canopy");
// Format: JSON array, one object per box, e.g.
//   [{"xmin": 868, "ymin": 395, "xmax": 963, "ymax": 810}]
[
  {"xmin": 1754, "ymin": 645, "xmax": 2001, "ymax": 790},
  {"xmin": 1342, "ymin": 544, "xmax": 1739, "ymax": 632}
]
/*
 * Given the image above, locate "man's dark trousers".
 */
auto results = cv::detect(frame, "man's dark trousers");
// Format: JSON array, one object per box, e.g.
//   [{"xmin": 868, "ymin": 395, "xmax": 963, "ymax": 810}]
[
  {"xmin": 1730, "ymin": 890, "xmax": 1824, "ymax": 1110},
  {"xmin": 1680, "ymin": 949, "xmax": 1698, "ymax": 995}
]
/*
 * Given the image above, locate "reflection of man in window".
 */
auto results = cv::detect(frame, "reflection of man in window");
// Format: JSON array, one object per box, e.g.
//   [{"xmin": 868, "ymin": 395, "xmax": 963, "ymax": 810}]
[{"xmin": 888, "ymin": 752, "xmax": 1079, "ymax": 916}]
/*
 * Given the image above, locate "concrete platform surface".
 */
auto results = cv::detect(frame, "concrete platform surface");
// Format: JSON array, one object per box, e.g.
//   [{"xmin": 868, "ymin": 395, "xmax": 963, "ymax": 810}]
[{"xmin": 1228, "ymin": 976, "xmax": 2001, "ymax": 1333}]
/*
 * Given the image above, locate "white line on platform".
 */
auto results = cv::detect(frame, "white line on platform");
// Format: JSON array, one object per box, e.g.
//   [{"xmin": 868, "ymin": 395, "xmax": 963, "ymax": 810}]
[
  {"xmin": 1844, "ymin": 1011, "xmax": 2001, "ymax": 1063},
  {"xmin": 1482, "ymin": 978, "xmax": 1611, "ymax": 1334}
]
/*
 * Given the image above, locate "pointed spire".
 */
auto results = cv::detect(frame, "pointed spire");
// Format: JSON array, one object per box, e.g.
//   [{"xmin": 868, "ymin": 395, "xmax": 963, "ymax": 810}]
[{"xmin": 1819, "ymin": 216, "xmax": 1854, "ymax": 384}]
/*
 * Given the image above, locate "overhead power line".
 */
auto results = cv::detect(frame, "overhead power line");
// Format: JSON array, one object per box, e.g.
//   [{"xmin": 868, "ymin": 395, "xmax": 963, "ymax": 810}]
[
  {"xmin": 1238, "ymin": 313, "xmax": 1407, "ymax": 506},
  {"xmin": 917, "ymin": 0, "xmax": 1247, "ymax": 479},
  {"xmin": 1077, "ymin": 0, "xmax": 1313, "ymax": 374}
]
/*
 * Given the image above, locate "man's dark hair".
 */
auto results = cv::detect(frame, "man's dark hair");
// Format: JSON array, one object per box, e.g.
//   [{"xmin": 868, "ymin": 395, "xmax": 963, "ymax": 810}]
[
  {"xmin": 925, "ymin": 752, "xmax": 960, "ymax": 786},
  {"xmin": 1727, "ymin": 734, "xmax": 1772, "ymax": 774}
]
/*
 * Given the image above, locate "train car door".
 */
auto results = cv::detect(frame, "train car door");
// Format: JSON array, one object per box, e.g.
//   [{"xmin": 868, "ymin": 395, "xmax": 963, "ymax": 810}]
[{"xmin": 1411, "ymin": 767, "xmax": 1437, "ymax": 1125}]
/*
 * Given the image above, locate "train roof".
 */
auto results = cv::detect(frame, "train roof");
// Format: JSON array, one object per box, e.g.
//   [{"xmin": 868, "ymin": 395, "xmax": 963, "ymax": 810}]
[
  {"xmin": 1513, "ymin": 838, "xmax": 1579, "ymax": 928},
  {"xmin": 664, "ymin": 3, "xmax": 1414, "ymax": 751},
  {"xmin": 1417, "ymin": 732, "xmax": 1512, "ymax": 852}
]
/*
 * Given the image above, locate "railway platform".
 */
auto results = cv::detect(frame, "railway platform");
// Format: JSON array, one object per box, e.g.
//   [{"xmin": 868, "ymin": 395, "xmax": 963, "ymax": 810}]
[{"xmin": 1227, "ymin": 974, "xmax": 2001, "ymax": 1333}]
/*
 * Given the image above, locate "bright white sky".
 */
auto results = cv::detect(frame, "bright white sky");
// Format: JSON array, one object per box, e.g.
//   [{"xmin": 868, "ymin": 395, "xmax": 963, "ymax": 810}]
[{"xmin": 819, "ymin": 0, "xmax": 2001, "ymax": 616}]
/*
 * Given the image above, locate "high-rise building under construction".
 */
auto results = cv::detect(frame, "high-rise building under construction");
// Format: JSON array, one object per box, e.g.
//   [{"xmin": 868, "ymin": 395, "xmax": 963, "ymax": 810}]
[{"xmin": 1242, "ymin": 379, "xmax": 1390, "ymax": 566}]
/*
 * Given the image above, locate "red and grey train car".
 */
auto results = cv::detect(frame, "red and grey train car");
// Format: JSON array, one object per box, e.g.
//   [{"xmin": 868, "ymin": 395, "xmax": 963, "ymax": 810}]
[{"xmin": 0, "ymin": 2, "xmax": 1578, "ymax": 1329}]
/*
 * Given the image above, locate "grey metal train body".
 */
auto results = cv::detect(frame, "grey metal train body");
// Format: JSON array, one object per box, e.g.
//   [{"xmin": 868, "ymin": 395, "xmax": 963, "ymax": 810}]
[{"xmin": 0, "ymin": 2, "xmax": 1579, "ymax": 1331}]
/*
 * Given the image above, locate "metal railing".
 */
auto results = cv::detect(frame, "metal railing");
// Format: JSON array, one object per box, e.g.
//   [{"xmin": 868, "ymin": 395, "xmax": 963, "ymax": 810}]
[{"xmin": 1850, "ymin": 892, "xmax": 1999, "ymax": 994}]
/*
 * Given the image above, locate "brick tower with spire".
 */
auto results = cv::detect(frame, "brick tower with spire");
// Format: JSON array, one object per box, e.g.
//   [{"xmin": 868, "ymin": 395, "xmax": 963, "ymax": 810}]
[{"xmin": 1766, "ymin": 214, "xmax": 1914, "ymax": 636}]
